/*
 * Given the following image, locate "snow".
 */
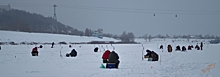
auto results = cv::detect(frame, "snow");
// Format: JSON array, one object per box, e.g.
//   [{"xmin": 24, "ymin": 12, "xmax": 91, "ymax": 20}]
[
  {"xmin": 0, "ymin": 30, "xmax": 120, "ymax": 43},
  {"xmin": 0, "ymin": 30, "xmax": 220, "ymax": 77}
]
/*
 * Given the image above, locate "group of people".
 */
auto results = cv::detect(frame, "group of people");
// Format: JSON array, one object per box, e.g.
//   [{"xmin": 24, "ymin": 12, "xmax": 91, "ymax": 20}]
[
  {"xmin": 31, "ymin": 42, "xmax": 55, "ymax": 56},
  {"xmin": 162, "ymin": 42, "xmax": 204, "ymax": 53},
  {"xmin": 175, "ymin": 45, "xmax": 187, "ymax": 51},
  {"xmin": 102, "ymin": 50, "xmax": 120, "ymax": 69},
  {"xmin": 66, "ymin": 49, "xmax": 77, "ymax": 57}
]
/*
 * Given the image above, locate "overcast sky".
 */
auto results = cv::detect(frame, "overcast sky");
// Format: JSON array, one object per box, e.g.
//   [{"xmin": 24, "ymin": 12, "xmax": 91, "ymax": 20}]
[{"xmin": 1, "ymin": 0, "xmax": 220, "ymax": 37}]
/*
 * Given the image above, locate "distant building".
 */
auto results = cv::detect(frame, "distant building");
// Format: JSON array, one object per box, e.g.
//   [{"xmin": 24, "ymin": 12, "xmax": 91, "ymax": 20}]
[
  {"xmin": 92, "ymin": 29, "xmax": 103, "ymax": 39},
  {"xmin": 209, "ymin": 39, "xmax": 220, "ymax": 44},
  {"xmin": 0, "ymin": 4, "xmax": 11, "ymax": 13}
]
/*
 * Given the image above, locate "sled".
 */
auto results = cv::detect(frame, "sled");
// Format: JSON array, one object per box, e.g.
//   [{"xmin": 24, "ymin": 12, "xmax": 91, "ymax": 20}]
[
  {"xmin": 32, "ymin": 53, "xmax": 38, "ymax": 56},
  {"xmin": 100, "ymin": 63, "xmax": 117, "ymax": 69},
  {"xmin": 106, "ymin": 63, "xmax": 116, "ymax": 69}
]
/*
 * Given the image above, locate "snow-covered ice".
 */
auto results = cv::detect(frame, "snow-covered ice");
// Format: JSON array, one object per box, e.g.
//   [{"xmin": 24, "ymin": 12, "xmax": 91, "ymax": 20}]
[{"xmin": 0, "ymin": 30, "xmax": 220, "ymax": 77}]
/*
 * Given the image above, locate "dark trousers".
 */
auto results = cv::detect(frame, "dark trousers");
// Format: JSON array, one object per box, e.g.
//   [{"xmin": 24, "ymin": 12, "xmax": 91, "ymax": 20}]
[
  {"xmin": 103, "ymin": 59, "xmax": 108, "ymax": 63},
  {"xmin": 115, "ymin": 61, "xmax": 120, "ymax": 68}
]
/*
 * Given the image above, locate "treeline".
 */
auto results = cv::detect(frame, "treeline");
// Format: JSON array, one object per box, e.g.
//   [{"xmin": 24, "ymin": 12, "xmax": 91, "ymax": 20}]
[
  {"xmin": 140, "ymin": 34, "xmax": 219, "ymax": 42},
  {"xmin": 1, "ymin": 9, "xmax": 216, "ymax": 43},
  {"xmin": 0, "ymin": 9, "xmax": 136, "ymax": 43}
]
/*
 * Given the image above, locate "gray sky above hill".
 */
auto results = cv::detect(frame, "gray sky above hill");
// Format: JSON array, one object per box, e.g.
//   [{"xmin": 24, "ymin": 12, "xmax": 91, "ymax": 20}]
[{"xmin": 1, "ymin": 0, "xmax": 220, "ymax": 37}]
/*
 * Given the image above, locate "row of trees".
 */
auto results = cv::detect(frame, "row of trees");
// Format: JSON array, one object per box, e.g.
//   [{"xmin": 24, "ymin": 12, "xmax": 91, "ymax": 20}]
[
  {"xmin": 0, "ymin": 9, "xmax": 136, "ymax": 42},
  {"xmin": 141, "ymin": 34, "xmax": 219, "ymax": 42},
  {"xmin": 141, "ymin": 34, "xmax": 219, "ymax": 39}
]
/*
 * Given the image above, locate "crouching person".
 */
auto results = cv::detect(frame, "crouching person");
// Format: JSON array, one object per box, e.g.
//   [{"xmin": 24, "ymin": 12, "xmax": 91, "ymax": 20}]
[
  {"xmin": 145, "ymin": 50, "xmax": 152, "ymax": 60},
  {"xmin": 151, "ymin": 51, "xmax": 159, "ymax": 61},
  {"xmin": 107, "ymin": 51, "xmax": 120, "ymax": 69},
  {"xmin": 69, "ymin": 49, "xmax": 77, "ymax": 57},
  {"xmin": 145, "ymin": 50, "xmax": 159, "ymax": 61},
  {"xmin": 102, "ymin": 50, "xmax": 110, "ymax": 63},
  {"xmin": 31, "ymin": 47, "xmax": 39, "ymax": 56},
  {"xmin": 94, "ymin": 47, "xmax": 98, "ymax": 52}
]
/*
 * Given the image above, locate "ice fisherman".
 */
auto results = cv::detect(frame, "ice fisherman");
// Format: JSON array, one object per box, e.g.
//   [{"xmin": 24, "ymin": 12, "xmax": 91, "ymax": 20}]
[
  {"xmin": 69, "ymin": 49, "xmax": 77, "ymax": 57},
  {"xmin": 51, "ymin": 42, "xmax": 54, "ymax": 48},
  {"xmin": 94, "ymin": 47, "xmax": 98, "ymax": 52},
  {"xmin": 200, "ymin": 42, "xmax": 203, "ymax": 50},
  {"xmin": 145, "ymin": 50, "xmax": 159, "ymax": 61},
  {"xmin": 102, "ymin": 50, "xmax": 111, "ymax": 63},
  {"xmin": 108, "ymin": 51, "xmax": 120, "ymax": 68},
  {"xmin": 31, "ymin": 47, "xmax": 39, "ymax": 56},
  {"xmin": 167, "ymin": 45, "xmax": 172, "ymax": 52}
]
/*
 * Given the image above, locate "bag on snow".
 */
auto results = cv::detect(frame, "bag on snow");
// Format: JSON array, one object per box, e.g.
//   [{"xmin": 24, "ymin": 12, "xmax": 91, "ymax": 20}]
[{"xmin": 100, "ymin": 63, "xmax": 105, "ymax": 68}]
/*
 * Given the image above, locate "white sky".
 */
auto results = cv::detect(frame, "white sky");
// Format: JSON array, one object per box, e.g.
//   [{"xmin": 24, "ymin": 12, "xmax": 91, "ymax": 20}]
[{"xmin": 0, "ymin": 0, "xmax": 220, "ymax": 36}]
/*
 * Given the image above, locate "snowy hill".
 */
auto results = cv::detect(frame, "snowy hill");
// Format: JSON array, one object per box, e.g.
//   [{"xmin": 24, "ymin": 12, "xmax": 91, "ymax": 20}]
[{"xmin": 0, "ymin": 30, "xmax": 120, "ymax": 44}]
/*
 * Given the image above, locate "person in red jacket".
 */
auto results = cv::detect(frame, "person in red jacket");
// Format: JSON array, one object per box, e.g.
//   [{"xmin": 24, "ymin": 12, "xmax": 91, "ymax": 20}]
[
  {"xmin": 102, "ymin": 50, "xmax": 111, "ymax": 63},
  {"xmin": 31, "ymin": 47, "xmax": 39, "ymax": 56}
]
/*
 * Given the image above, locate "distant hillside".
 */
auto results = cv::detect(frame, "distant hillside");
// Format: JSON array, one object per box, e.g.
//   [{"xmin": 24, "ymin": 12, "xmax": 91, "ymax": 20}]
[{"xmin": 0, "ymin": 9, "xmax": 83, "ymax": 35}]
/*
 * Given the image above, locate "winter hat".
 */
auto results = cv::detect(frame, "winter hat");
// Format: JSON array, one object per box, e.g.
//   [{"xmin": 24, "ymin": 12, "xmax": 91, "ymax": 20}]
[{"xmin": 146, "ymin": 49, "xmax": 151, "ymax": 52}]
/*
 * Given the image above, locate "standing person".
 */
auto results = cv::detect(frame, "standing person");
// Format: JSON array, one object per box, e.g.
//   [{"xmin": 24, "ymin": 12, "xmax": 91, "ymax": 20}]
[
  {"xmin": 51, "ymin": 42, "xmax": 54, "ymax": 48},
  {"xmin": 102, "ymin": 50, "xmax": 111, "ymax": 63},
  {"xmin": 108, "ymin": 51, "xmax": 120, "ymax": 69},
  {"xmin": 200, "ymin": 42, "xmax": 203, "ymax": 50}
]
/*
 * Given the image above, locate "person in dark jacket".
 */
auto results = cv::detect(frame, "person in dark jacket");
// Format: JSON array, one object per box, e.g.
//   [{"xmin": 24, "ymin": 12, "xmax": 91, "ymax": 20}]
[
  {"xmin": 145, "ymin": 50, "xmax": 159, "ymax": 61},
  {"xmin": 182, "ymin": 46, "xmax": 186, "ymax": 51},
  {"xmin": 159, "ymin": 45, "xmax": 163, "ymax": 49},
  {"xmin": 175, "ymin": 45, "xmax": 181, "ymax": 51},
  {"xmin": 107, "ymin": 51, "xmax": 120, "ymax": 68},
  {"xmin": 69, "ymin": 49, "xmax": 77, "ymax": 57},
  {"xmin": 167, "ymin": 45, "xmax": 172, "ymax": 52},
  {"xmin": 195, "ymin": 44, "xmax": 200, "ymax": 50},
  {"xmin": 51, "ymin": 42, "xmax": 55, "ymax": 48},
  {"xmin": 39, "ymin": 45, "xmax": 43, "ymax": 48},
  {"xmin": 151, "ymin": 51, "xmax": 159, "ymax": 61},
  {"xmin": 145, "ymin": 50, "xmax": 152, "ymax": 58},
  {"xmin": 200, "ymin": 42, "xmax": 203, "ymax": 50},
  {"xmin": 94, "ymin": 47, "xmax": 98, "ymax": 52},
  {"xmin": 102, "ymin": 50, "xmax": 111, "ymax": 63}
]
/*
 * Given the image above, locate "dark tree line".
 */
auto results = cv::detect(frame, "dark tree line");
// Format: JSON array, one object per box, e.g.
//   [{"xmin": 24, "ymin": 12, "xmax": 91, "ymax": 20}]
[{"xmin": 0, "ymin": 9, "xmax": 137, "ymax": 42}]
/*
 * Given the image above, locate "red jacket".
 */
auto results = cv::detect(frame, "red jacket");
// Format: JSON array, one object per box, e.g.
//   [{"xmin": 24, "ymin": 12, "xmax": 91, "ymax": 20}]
[
  {"xmin": 32, "ymin": 47, "xmax": 38, "ymax": 51},
  {"xmin": 102, "ymin": 50, "xmax": 110, "ymax": 59}
]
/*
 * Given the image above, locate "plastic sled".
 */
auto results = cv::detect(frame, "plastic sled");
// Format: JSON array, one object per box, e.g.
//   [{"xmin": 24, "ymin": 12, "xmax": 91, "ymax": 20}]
[{"xmin": 106, "ymin": 63, "xmax": 116, "ymax": 69}]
